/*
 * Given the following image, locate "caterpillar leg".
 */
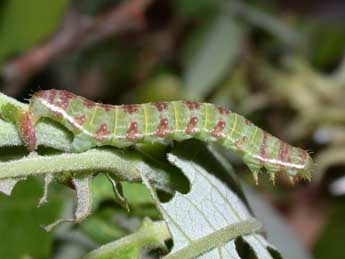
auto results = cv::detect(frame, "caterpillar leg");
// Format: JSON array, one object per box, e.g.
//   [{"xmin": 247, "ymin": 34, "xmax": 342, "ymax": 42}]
[
  {"xmin": 243, "ymin": 154, "xmax": 262, "ymax": 184},
  {"xmin": 1, "ymin": 103, "xmax": 38, "ymax": 151}
]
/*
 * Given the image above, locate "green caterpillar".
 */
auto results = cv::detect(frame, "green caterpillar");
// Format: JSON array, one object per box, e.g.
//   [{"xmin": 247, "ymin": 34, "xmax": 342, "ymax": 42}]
[{"xmin": 2, "ymin": 89, "xmax": 313, "ymax": 183}]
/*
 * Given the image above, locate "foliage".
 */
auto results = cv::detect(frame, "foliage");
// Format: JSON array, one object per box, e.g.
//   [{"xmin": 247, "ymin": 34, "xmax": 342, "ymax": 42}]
[
  {"xmin": 1, "ymin": 0, "xmax": 345, "ymax": 258},
  {"xmin": 0, "ymin": 0, "xmax": 69, "ymax": 66}
]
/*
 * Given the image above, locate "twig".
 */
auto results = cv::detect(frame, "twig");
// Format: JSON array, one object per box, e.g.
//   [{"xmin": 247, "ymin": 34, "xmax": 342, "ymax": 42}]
[{"xmin": 1, "ymin": 0, "xmax": 152, "ymax": 96}]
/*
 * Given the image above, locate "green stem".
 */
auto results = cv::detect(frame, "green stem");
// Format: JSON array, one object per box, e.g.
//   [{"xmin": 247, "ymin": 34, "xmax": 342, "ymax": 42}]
[
  {"xmin": 164, "ymin": 218, "xmax": 262, "ymax": 259},
  {"xmin": 0, "ymin": 148, "xmax": 171, "ymax": 187},
  {"xmin": 84, "ymin": 220, "xmax": 171, "ymax": 259}
]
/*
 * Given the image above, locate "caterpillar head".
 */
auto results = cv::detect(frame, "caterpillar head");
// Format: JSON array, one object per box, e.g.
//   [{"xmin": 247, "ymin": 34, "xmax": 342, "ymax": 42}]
[{"xmin": 286, "ymin": 149, "xmax": 313, "ymax": 182}]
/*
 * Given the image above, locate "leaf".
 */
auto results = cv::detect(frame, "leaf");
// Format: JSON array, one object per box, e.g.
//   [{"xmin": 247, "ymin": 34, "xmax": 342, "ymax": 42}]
[
  {"xmin": 184, "ymin": 15, "xmax": 244, "ymax": 99},
  {"xmin": 84, "ymin": 218, "xmax": 171, "ymax": 259},
  {"xmin": 0, "ymin": 178, "xmax": 63, "ymax": 258},
  {"xmin": 80, "ymin": 175, "xmax": 161, "ymax": 244},
  {"xmin": 0, "ymin": 0, "xmax": 70, "ymax": 65},
  {"xmin": 226, "ymin": 1, "xmax": 304, "ymax": 48},
  {"xmin": 142, "ymin": 141, "xmax": 280, "ymax": 258},
  {"xmin": 0, "ymin": 177, "xmax": 26, "ymax": 195},
  {"xmin": 43, "ymin": 174, "xmax": 93, "ymax": 231}
]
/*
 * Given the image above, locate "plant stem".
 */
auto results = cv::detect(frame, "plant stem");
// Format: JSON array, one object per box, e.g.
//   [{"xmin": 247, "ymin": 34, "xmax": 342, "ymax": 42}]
[
  {"xmin": 164, "ymin": 218, "xmax": 262, "ymax": 259},
  {"xmin": 84, "ymin": 219, "xmax": 171, "ymax": 259}
]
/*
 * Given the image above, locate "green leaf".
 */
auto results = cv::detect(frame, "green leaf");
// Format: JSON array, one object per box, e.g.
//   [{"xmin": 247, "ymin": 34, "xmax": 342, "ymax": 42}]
[
  {"xmin": 142, "ymin": 141, "xmax": 280, "ymax": 258},
  {"xmin": 80, "ymin": 176, "xmax": 160, "ymax": 245},
  {"xmin": 84, "ymin": 218, "xmax": 171, "ymax": 259},
  {"xmin": 0, "ymin": 178, "xmax": 63, "ymax": 259},
  {"xmin": 226, "ymin": 1, "xmax": 304, "ymax": 48},
  {"xmin": 0, "ymin": 0, "xmax": 70, "ymax": 65},
  {"xmin": 184, "ymin": 15, "xmax": 244, "ymax": 99}
]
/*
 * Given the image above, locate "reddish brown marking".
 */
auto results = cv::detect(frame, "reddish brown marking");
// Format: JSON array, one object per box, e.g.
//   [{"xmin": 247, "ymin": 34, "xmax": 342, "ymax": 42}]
[
  {"xmin": 154, "ymin": 102, "xmax": 168, "ymax": 112},
  {"xmin": 260, "ymin": 132, "xmax": 269, "ymax": 159},
  {"xmin": 234, "ymin": 136, "xmax": 249, "ymax": 150},
  {"xmin": 95, "ymin": 123, "xmax": 111, "ymax": 140},
  {"xmin": 185, "ymin": 117, "xmax": 198, "ymax": 134},
  {"xmin": 235, "ymin": 139, "xmax": 242, "ymax": 149},
  {"xmin": 55, "ymin": 90, "xmax": 75, "ymax": 110},
  {"xmin": 74, "ymin": 114, "xmax": 86, "ymax": 125},
  {"xmin": 122, "ymin": 104, "xmax": 140, "ymax": 114},
  {"xmin": 245, "ymin": 119, "xmax": 253, "ymax": 126},
  {"xmin": 127, "ymin": 121, "xmax": 139, "ymax": 140},
  {"xmin": 278, "ymin": 141, "xmax": 292, "ymax": 164},
  {"xmin": 101, "ymin": 104, "xmax": 114, "ymax": 112},
  {"xmin": 211, "ymin": 120, "xmax": 226, "ymax": 137},
  {"xmin": 21, "ymin": 112, "xmax": 37, "ymax": 151},
  {"xmin": 60, "ymin": 90, "xmax": 75, "ymax": 99},
  {"xmin": 185, "ymin": 101, "xmax": 200, "ymax": 110},
  {"xmin": 156, "ymin": 118, "xmax": 169, "ymax": 137},
  {"xmin": 217, "ymin": 106, "xmax": 231, "ymax": 115},
  {"xmin": 83, "ymin": 98, "xmax": 96, "ymax": 108},
  {"xmin": 48, "ymin": 89, "xmax": 57, "ymax": 104}
]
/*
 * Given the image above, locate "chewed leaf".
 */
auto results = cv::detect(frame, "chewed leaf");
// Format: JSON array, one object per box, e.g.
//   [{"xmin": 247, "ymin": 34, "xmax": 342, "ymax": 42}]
[
  {"xmin": 73, "ymin": 175, "xmax": 93, "ymax": 221},
  {"xmin": 0, "ymin": 177, "xmax": 26, "ymax": 196},
  {"xmin": 106, "ymin": 173, "xmax": 129, "ymax": 211},
  {"xmin": 141, "ymin": 142, "xmax": 280, "ymax": 258},
  {"xmin": 38, "ymin": 174, "xmax": 54, "ymax": 207},
  {"xmin": 43, "ymin": 174, "xmax": 93, "ymax": 231}
]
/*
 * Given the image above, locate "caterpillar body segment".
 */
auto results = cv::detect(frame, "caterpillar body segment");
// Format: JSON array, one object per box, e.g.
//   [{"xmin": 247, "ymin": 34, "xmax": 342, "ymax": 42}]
[
  {"xmin": 12, "ymin": 90, "xmax": 313, "ymax": 182},
  {"xmin": 1, "ymin": 103, "xmax": 37, "ymax": 151}
]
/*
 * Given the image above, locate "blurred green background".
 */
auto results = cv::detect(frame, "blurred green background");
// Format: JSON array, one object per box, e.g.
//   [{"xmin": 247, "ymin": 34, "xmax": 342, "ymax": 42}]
[{"xmin": 0, "ymin": 0, "xmax": 345, "ymax": 258}]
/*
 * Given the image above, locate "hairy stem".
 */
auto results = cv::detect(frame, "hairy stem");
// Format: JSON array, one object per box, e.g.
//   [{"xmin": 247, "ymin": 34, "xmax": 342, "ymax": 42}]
[
  {"xmin": 164, "ymin": 219, "xmax": 262, "ymax": 259},
  {"xmin": 84, "ymin": 219, "xmax": 171, "ymax": 259},
  {"xmin": 0, "ymin": 148, "xmax": 172, "ymax": 189}
]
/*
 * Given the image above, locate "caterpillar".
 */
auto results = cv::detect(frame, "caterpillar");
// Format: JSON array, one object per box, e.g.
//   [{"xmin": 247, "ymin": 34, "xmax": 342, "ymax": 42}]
[{"xmin": 1, "ymin": 89, "xmax": 313, "ymax": 183}]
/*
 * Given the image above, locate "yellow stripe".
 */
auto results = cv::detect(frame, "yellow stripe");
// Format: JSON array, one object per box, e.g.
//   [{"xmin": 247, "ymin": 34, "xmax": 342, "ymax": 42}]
[
  {"xmin": 143, "ymin": 103, "xmax": 149, "ymax": 135},
  {"xmin": 203, "ymin": 104, "xmax": 208, "ymax": 130},
  {"xmin": 250, "ymin": 127, "xmax": 259, "ymax": 146},
  {"xmin": 173, "ymin": 102, "xmax": 179, "ymax": 131},
  {"xmin": 270, "ymin": 136, "xmax": 279, "ymax": 157},
  {"xmin": 113, "ymin": 106, "xmax": 119, "ymax": 137},
  {"xmin": 88, "ymin": 105, "xmax": 98, "ymax": 127},
  {"xmin": 228, "ymin": 114, "xmax": 238, "ymax": 138}
]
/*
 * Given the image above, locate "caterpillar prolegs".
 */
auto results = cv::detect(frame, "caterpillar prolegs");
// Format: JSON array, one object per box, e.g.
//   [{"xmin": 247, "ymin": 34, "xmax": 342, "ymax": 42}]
[{"xmin": 2, "ymin": 89, "xmax": 313, "ymax": 183}]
